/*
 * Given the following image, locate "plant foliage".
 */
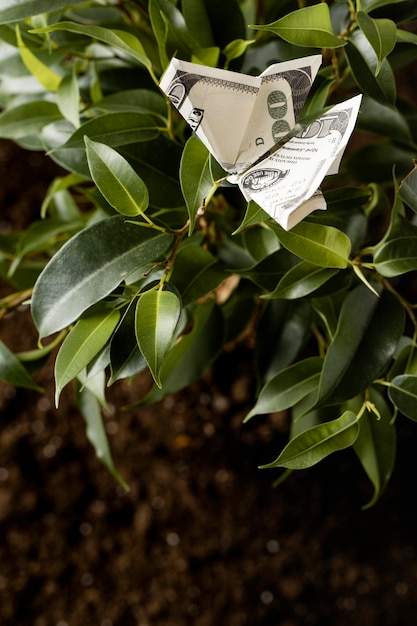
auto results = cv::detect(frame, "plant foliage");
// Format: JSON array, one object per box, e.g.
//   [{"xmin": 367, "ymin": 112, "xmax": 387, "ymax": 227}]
[{"xmin": 1, "ymin": 0, "xmax": 417, "ymax": 505}]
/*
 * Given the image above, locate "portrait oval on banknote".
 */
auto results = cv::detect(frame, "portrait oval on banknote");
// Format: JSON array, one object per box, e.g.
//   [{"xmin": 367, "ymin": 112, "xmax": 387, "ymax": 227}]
[{"xmin": 241, "ymin": 168, "xmax": 289, "ymax": 192}]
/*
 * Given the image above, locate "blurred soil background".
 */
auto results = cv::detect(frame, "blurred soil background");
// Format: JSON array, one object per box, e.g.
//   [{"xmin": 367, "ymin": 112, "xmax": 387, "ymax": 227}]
[{"xmin": 1, "ymin": 137, "xmax": 417, "ymax": 626}]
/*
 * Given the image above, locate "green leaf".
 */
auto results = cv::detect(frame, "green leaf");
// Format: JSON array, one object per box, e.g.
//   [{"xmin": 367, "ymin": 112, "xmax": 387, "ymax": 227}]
[
  {"xmin": 9, "ymin": 217, "xmax": 83, "ymax": 277},
  {"xmin": 255, "ymin": 300, "xmax": 312, "ymax": 384},
  {"xmin": 57, "ymin": 70, "xmax": 80, "ymax": 128},
  {"xmin": 140, "ymin": 299, "xmax": 224, "ymax": 404},
  {"xmin": 0, "ymin": 339, "xmax": 42, "ymax": 391},
  {"xmin": 55, "ymin": 307, "xmax": 120, "ymax": 405},
  {"xmin": 32, "ymin": 216, "xmax": 173, "ymax": 337},
  {"xmin": 64, "ymin": 112, "xmax": 160, "ymax": 150},
  {"xmin": 33, "ymin": 22, "xmax": 152, "ymax": 70},
  {"xmin": 182, "ymin": 0, "xmax": 215, "ymax": 47},
  {"xmin": 77, "ymin": 384, "xmax": 128, "ymax": 490},
  {"xmin": 344, "ymin": 31, "xmax": 396, "ymax": 106},
  {"xmin": 85, "ymin": 137, "xmax": 149, "ymax": 218},
  {"xmin": 16, "ymin": 24, "xmax": 61, "ymax": 91},
  {"xmin": 223, "ymin": 39, "xmax": 255, "ymax": 65},
  {"xmin": 0, "ymin": 0, "xmax": 71, "ymax": 23},
  {"xmin": 109, "ymin": 300, "xmax": 147, "ymax": 385},
  {"xmin": 356, "ymin": 12, "xmax": 396, "ymax": 75},
  {"xmin": 361, "ymin": 0, "xmax": 409, "ymax": 11},
  {"xmin": 169, "ymin": 245, "xmax": 227, "ymax": 306},
  {"xmin": 318, "ymin": 286, "xmax": 405, "ymax": 405},
  {"xmin": 269, "ymin": 221, "xmax": 351, "ymax": 269},
  {"xmin": 180, "ymin": 137, "xmax": 214, "ymax": 234},
  {"xmin": 120, "ymin": 138, "xmax": 184, "ymax": 209},
  {"xmin": 237, "ymin": 249, "xmax": 296, "ymax": 292},
  {"xmin": 250, "ymin": 4, "xmax": 345, "ymax": 49},
  {"xmin": 373, "ymin": 237, "xmax": 417, "ymax": 277},
  {"xmin": 267, "ymin": 261, "xmax": 339, "ymax": 299},
  {"xmin": 357, "ymin": 96, "xmax": 412, "ymax": 144},
  {"xmin": 398, "ymin": 165, "xmax": 417, "ymax": 213},
  {"xmin": 149, "ymin": 0, "xmax": 201, "ymax": 68},
  {"xmin": 261, "ymin": 410, "xmax": 359, "ymax": 470},
  {"xmin": 93, "ymin": 89, "xmax": 167, "ymax": 117},
  {"xmin": 352, "ymin": 389, "xmax": 396, "ymax": 509},
  {"xmin": 245, "ymin": 357, "xmax": 323, "ymax": 422},
  {"xmin": 135, "ymin": 288, "xmax": 181, "ymax": 387},
  {"xmin": 0, "ymin": 101, "xmax": 61, "ymax": 140},
  {"xmin": 389, "ymin": 375, "xmax": 417, "ymax": 421},
  {"xmin": 234, "ymin": 201, "xmax": 270, "ymax": 234}
]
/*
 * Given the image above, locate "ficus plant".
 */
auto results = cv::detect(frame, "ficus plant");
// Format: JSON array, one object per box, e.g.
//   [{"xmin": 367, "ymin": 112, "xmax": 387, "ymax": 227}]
[{"xmin": 1, "ymin": 0, "xmax": 417, "ymax": 506}]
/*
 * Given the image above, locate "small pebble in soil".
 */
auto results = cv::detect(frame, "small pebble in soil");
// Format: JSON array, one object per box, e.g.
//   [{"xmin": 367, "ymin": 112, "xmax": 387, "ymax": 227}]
[
  {"xmin": 260, "ymin": 590, "xmax": 274, "ymax": 605},
  {"xmin": 79, "ymin": 522, "xmax": 92, "ymax": 537},
  {"xmin": 395, "ymin": 582, "xmax": 408, "ymax": 595},
  {"xmin": 265, "ymin": 539, "xmax": 280, "ymax": 554},
  {"xmin": 151, "ymin": 496, "xmax": 165, "ymax": 510},
  {"xmin": 80, "ymin": 572, "xmax": 94, "ymax": 587},
  {"xmin": 166, "ymin": 532, "xmax": 180, "ymax": 547}
]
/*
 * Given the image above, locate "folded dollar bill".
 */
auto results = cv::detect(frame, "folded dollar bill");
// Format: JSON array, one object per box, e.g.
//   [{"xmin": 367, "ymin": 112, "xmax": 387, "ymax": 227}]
[{"xmin": 160, "ymin": 56, "xmax": 361, "ymax": 230}]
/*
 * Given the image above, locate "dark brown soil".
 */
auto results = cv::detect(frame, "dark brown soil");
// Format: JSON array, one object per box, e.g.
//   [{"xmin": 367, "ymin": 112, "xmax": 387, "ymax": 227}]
[{"xmin": 1, "ymin": 140, "xmax": 417, "ymax": 626}]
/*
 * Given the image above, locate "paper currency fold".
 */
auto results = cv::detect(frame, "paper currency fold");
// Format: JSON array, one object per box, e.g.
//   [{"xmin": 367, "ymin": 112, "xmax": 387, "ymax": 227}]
[{"xmin": 160, "ymin": 56, "xmax": 361, "ymax": 230}]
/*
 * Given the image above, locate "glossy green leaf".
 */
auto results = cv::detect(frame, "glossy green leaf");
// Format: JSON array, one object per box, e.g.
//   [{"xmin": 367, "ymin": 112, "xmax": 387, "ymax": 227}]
[
  {"xmin": 352, "ymin": 390, "xmax": 396, "ymax": 508},
  {"xmin": 9, "ymin": 218, "xmax": 83, "ymax": 277},
  {"xmin": 237, "ymin": 249, "xmax": 296, "ymax": 292},
  {"xmin": 223, "ymin": 39, "xmax": 255, "ymax": 65},
  {"xmin": 109, "ymin": 301, "xmax": 147, "ymax": 385},
  {"xmin": 0, "ymin": 101, "xmax": 61, "ymax": 139},
  {"xmin": 234, "ymin": 201, "xmax": 270, "ymax": 234},
  {"xmin": 120, "ymin": 138, "xmax": 184, "ymax": 209},
  {"xmin": 150, "ymin": 0, "xmax": 201, "ymax": 68},
  {"xmin": 361, "ymin": 0, "xmax": 409, "ymax": 11},
  {"xmin": 269, "ymin": 221, "xmax": 351, "ymax": 269},
  {"xmin": 373, "ymin": 237, "xmax": 417, "ymax": 277},
  {"xmin": 78, "ymin": 368, "xmax": 109, "ymax": 412},
  {"xmin": 245, "ymin": 357, "xmax": 323, "ymax": 422},
  {"xmin": 312, "ymin": 293, "xmax": 345, "ymax": 339},
  {"xmin": 357, "ymin": 96, "xmax": 412, "ymax": 144},
  {"xmin": 318, "ymin": 286, "xmax": 405, "ymax": 405},
  {"xmin": 389, "ymin": 375, "xmax": 417, "ymax": 421},
  {"xmin": 250, "ymin": 4, "xmax": 345, "ymax": 49},
  {"xmin": 0, "ymin": 0, "xmax": 70, "ymax": 23},
  {"xmin": 180, "ymin": 137, "xmax": 214, "ymax": 234},
  {"xmin": 396, "ymin": 28, "xmax": 417, "ymax": 46},
  {"xmin": 267, "ymin": 261, "xmax": 339, "ymax": 299},
  {"xmin": 356, "ymin": 12, "xmax": 396, "ymax": 75},
  {"xmin": 41, "ymin": 173, "xmax": 85, "ymax": 218},
  {"xmin": 65, "ymin": 113, "xmax": 159, "ymax": 150},
  {"xmin": 398, "ymin": 165, "xmax": 417, "ymax": 213},
  {"xmin": 135, "ymin": 288, "xmax": 181, "ymax": 387},
  {"xmin": 0, "ymin": 339, "xmax": 42, "ymax": 391},
  {"xmin": 93, "ymin": 89, "xmax": 167, "ymax": 117},
  {"xmin": 16, "ymin": 24, "xmax": 61, "ymax": 91},
  {"xmin": 255, "ymin": 300, "xmax": 312, "ymax": 384},
  {"xmin": 32, "ymin": 216, "xmax": 173, "ymax": 337},
  {"xmin": 261, "ymin": 410, "xmax": 359, "ymax": 470},
  {"xmin": 170, "ymin": 245, "xmax": 227, "ymax": 306},
  {"xmin": 241, "ymin": 226, "xmax": 280, "ymax": 263},
  {"xmin": 140, "ymin": 299, "xmax": 224, "ymax": 404},
  {"xmin": 33, "ymin": 22, "xmax": 152, "ymax": 70},
  {"xmin": 78, "ymin": 384, "xmax": 128, "ymax": 490},
  {"xmin": 85, "ymin": 138, "xmax": 149, "ymax": 218},
  {"xmin": 57, "ymin": 71, "xmax": 80, "ymax": 128},
  {"xmin": 345, "ymin": 32, "xmax": 396, "ymax": 106},
  {"xmin": 55, "ymin": 307, "xmax": 120, "ymax": 405},
  {"xmin": 182, "ymin": 0, "xmax": 214, "ymax": 47}
]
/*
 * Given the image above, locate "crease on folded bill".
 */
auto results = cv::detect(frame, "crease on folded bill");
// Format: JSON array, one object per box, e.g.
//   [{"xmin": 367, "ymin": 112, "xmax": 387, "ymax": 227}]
[{"xmin": 159, "ymin": 56, "xmax": 361, "ymax": 230}]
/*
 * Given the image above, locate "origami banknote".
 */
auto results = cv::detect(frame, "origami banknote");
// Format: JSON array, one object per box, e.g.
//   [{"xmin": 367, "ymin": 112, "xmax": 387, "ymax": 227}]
[{"xmin": 160, "ymin": 56, "xmax": 361, "ymax": 230}]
